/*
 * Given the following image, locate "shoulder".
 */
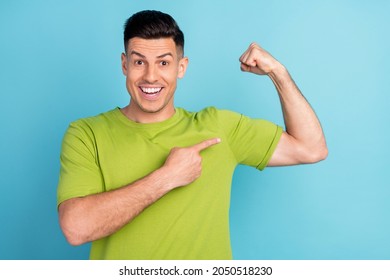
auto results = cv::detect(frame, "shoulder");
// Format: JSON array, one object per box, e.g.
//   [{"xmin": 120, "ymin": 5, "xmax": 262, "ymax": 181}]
[
  {"xmin": 63, "ymin": 108, "xmax": 118, "ymax": 143},
  {"xmin": 180, "ymin": 106, "xmax": 242, "ymax": 123},
  {"xmin": 68, "ymin": 108, "xmax": 117, "ymax": 130}
]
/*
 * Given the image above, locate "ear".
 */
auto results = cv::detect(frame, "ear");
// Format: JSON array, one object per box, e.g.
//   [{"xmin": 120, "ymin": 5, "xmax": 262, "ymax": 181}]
[
  {"xmin": 121, "ymin": 53, "xmax": 128, "ymax": 76},
  {"xmin": 177, "ymin": 57, "xmax": 189, "ymax": 79}
]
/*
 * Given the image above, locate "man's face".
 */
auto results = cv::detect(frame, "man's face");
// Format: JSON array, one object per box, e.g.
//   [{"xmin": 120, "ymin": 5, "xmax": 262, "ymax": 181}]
[{"xmin": 121, "ymin": 37, "xmax": 188, "ymax": 122}]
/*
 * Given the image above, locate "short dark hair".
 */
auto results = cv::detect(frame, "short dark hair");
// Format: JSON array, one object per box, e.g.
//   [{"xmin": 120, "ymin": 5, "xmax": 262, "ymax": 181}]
[{"xmin": 123, "ymin": 10, "xmax": 185, "ymax": 56}]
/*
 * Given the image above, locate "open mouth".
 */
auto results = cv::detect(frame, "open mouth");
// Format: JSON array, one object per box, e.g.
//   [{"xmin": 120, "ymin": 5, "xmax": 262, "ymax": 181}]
[
  {"xmin": 140, "ymin": 87, "xmax": 163, "ymax": 94},
  {"xmin": 138, "ymin": 86, "xmax": 163, "ymax": 101}
]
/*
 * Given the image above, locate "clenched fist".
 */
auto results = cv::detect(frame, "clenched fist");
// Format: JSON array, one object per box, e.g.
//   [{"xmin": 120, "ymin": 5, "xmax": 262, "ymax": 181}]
[{"xmin": 239, "ymin": 42, "xmax": 281, "ymax": 76}]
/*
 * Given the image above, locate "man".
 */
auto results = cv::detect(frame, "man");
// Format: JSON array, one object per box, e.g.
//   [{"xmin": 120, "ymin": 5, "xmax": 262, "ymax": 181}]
[{"xmin": 57, "ymin": 10, "xmax": 327, "ymax": 260}]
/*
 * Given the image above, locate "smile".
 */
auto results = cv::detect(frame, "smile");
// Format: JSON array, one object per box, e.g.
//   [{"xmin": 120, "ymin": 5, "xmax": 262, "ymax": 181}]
[{"xmin": 140, "ymin": 87, "xmax": 163, "ymax": 94}]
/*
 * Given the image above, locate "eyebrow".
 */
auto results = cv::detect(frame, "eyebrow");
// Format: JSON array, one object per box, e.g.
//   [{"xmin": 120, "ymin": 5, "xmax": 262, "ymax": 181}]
[{"xmin": 129, "ymin": 51, "xmax": 174, "ymax": 59}]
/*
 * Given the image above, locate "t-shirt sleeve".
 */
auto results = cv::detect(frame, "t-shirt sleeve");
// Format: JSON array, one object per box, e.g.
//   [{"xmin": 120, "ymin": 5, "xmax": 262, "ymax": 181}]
[
  {"xmin": 57, "ymin": 120, "xmax": 104, "ymax": 207},
  {"xmin": 217, "ymin": 109, "xmax": 283, "ymax": 170}
]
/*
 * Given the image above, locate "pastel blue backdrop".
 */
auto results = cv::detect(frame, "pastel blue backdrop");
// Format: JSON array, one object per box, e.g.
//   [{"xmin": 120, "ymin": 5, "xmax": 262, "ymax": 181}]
[{"xmin": 0, "ymin": 0, "xmax": 389, "ymax": 259}]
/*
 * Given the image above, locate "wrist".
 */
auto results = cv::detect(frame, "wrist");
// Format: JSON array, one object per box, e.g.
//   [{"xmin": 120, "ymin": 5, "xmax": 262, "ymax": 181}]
[
  {"xmin": 152, "ymin": 166, "xmax": 177, "ymax": 192},
  {"xmin": 268, "ymin": 62, "xmax": 292, "ymax": 90},
  {"xmin": 268, "ymin": 61, "xmax": 286, "ymax": 78}
]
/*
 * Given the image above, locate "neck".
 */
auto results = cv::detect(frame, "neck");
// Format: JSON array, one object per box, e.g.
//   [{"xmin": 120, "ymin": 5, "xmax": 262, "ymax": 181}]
[{"xmin": 120, "ymin": 105, "xmax": 175, "ymax": 124}]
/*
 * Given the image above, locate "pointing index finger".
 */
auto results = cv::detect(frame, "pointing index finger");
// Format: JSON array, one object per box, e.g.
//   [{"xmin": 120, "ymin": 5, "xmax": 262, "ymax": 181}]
[{"xmin": 192, "ymin": 138, "xmax": 221, "ymax": 152}]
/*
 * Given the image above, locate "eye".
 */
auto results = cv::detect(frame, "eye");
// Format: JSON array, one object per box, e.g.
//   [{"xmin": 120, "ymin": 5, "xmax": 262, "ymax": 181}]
[
  {"xmin": 135, "ymin": 60, "xmax": 144, "ymax": 66},
  {"xmin": 160, "ymin": 61, "xmax": 169, "ymax": 66}
]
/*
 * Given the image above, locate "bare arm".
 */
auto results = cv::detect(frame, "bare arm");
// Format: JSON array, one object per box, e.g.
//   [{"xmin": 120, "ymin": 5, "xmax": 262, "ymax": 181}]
[
  {"xmin": 58, "ymin": 138, "xmax": 220, "ymax": 246},
  {"xmin": 239, "ymin": 43, "xmax": 328, "ymax": 165}
]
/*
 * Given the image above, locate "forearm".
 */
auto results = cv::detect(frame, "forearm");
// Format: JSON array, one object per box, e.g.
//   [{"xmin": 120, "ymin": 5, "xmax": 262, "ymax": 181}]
[
  {"xmin": 239, "ymin": 42, "xmax": 327, "ymax": 165},
  {"xmin": 59, "ymin": 167, "xmax": 174, "ymax": 246},
  {"xmin": 269, "ymin": 63, "xmax": 328, "ymax": 162}
]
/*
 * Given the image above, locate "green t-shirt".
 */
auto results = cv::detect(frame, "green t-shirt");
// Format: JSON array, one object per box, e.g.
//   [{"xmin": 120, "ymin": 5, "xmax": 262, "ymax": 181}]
[{"xmin": 57, "ymin": 107, "xmax": 282, "ymax": 259}]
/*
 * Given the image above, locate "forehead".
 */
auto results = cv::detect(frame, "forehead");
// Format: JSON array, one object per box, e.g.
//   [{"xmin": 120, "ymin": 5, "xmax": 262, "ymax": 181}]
[{"xmin": 127, "ymin": 37, "xmax": 179, "ymax": 57}]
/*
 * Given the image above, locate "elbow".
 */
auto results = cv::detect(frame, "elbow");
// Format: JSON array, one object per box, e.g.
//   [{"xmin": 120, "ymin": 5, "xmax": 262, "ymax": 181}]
[
  {"xmin": 319, "ymin": 146, "xmax": 329, "ymax": 161},
  {"xmin": 63, "ymin": 231, "xmax": 87, "ymax": 247},
  {"xmin": 58, "ymin": 203, "xmax": 90, "ymax": 246},
  {"xmin": 60, "ymin": 215, "xmax": 88, "ymax": 246},
  {"xmin": 305, "ymin": 145, "xmax": 328, "ymax": 164},
  {"xmin": 64, "ymin": 235, "xmax": 86, "ymax": 247}
]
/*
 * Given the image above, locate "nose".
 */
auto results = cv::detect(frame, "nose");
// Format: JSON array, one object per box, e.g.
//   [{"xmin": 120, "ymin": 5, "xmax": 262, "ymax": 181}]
[{"xmin": 144, "ymin": 64, "xmax": 158, "ymax": 83}]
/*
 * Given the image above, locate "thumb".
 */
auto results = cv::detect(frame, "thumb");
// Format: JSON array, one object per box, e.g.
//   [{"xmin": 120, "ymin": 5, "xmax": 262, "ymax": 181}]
[
  {"xmin": 240, "ymin": 62, "xmax": 256, "ymax": 72},
  {"xmin": 191, "ymin": 138, "xmax": 221, "ymax": 152},
  {"xmin": 240, "ymin": 62, "xmax": 250, "ymax": 72}
]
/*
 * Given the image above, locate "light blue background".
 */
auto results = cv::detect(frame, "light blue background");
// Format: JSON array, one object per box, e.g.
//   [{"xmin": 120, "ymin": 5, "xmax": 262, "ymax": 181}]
[{"xmin": 0, "ymin": 0, "xmax": 389, "ymax": 259}]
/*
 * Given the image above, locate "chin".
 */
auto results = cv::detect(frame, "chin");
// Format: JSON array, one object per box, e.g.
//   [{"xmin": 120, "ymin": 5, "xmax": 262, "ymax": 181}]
[{"xmin": 139, "ymin": 104, "xmax": 167, "ymax": 114}]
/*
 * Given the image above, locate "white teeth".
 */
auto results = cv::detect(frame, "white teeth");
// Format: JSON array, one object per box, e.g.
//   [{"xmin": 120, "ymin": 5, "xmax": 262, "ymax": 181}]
[{"xmin": 141, "ymin": 87, "xmax": 162, "ymax": 94}]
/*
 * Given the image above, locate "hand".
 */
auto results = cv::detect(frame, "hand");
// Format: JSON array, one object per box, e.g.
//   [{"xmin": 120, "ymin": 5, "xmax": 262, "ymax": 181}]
[
  {"xmin": 239, "ymin": 42, "xmax": 280, "ymax": 75},
  {"xmin": 162, "ymin": 138, "xmax": 221, "ymax": 188}
]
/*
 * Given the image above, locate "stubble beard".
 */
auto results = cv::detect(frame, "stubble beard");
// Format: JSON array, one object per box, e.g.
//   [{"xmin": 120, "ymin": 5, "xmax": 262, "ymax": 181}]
[{"xmin": 132, "ymin": 93, "xmax": 175, "ymax": 115}]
